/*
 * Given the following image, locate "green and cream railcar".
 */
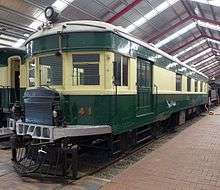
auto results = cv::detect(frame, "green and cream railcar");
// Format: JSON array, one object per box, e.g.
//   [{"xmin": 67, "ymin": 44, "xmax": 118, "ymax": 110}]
[
  {"xmin": 14, "ymin": 21, "xmax": 208, "ymax": 138},
  {"xmin": 0, "ymin": 48, "xmax": 26, "ymax": 122},
  {"xmin": 11, "ymin": 20, "xmax": 208, "ymax": 178}
]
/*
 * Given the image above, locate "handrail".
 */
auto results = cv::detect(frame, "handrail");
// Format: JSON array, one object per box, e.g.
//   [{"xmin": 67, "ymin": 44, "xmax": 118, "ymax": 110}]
[{"xmin": 153, "ymin": 84, "xmax": 158, "ymax": 115}]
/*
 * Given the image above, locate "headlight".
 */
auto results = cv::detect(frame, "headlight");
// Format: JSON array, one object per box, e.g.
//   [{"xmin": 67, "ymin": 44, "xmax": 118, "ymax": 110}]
[{"xmin": 53, "ymin": 110, "xmax": 58, "ymax": 118}]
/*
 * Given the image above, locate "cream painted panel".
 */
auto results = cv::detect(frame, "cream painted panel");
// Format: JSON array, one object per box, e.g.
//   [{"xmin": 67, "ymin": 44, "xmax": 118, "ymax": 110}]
[
  {"xmin": 20, "ymin": 64, "xmax": 27, "ymax": 88},
  {"xmin": 129, "ymin": 58, "xmax": 137, "ymax": 91},
  {"xmin": 153, "ymin": 65, "xmax": 175, "ymax": 93},
  {"xmin": 0, "ymin": 66, "xmax": 8, "ymax": 86},
  {"xmin": 198, "ymin": 81, "xmax": 200, "ymax": 92},
  {"xmin": 191, "ymin": 78, "xmax": 195, "ymax": 92},
  {"xmin": 63, "ymin": 52, "xmax": 72, "ymax": 89},
  {"xmin": 104, "ymin": 52, "xmax": 114, "ymax": 90},
  {"xmin": 182, "ymin": 75, "xmax": 187, "ymax": 92}
]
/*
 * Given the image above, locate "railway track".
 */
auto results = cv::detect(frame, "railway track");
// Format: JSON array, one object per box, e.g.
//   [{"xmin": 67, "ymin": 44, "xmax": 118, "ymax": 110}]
[
  {"xmin": 74, "ymin": 113, "xmax": 206, "ymax": 181},
  {"xmin": 11, "ymin": 111, "xmax": 207, "ymax": 183}
]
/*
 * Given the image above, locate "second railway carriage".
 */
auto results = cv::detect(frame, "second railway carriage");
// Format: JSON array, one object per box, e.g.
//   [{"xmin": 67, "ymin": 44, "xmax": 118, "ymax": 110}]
[
  {"xmin": 10, "ymin": 21, "xmax": 208, "ymax": 177},
  {"xmin": 0, "ymin": 48, "xmax": 26, "ymax": 126}
]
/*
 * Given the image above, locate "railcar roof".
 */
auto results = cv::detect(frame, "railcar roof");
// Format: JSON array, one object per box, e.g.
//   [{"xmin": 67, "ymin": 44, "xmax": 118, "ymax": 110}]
[
  {"xmin": 26, "ymin": 20, "xmax": 208, "ymax": 79},
  {"xmin": 0, "ymin": 47, "xmax": 26, "ymax": 65}
]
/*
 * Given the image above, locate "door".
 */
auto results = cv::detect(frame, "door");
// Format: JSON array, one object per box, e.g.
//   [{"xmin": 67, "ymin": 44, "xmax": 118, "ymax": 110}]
[
  {"xmin": 14, "ymin": 71, "xmax": 20, "ymax": 101},
  {"xmin": 136, "ymin": 58, "xmax": 153, "ymax": 116}
]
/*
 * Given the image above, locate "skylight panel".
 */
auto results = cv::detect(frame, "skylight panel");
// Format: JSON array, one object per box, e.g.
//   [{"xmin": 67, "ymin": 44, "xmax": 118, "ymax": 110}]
[
  {"xmin": 12, "ymin": 39, "xmax": 25, "ymax": 48},
  {"xmin": 125, "ymin": 0, "xmax": 180, "ymax": 33},
  {"xmin": 183, "ymin": 48, "xmax": 212, "ymax": 64},
  {"xmin": 198, "ymin": 61, "xmax": 219, "ymax": 71},
  {"xmin": 52, "ymin": 0, "xmax": 75, "ymax": 12},
  {"xmin": 192, "ymin": 55, "xmax": 215, "ymax": 67},
  {"xmin": 0, "ymin": 39, "xmax": 14, "ymax": 46},
  {"xmin": 191, "ymin": 0, "xmax": 220, "ymax": 7},
  {"xmin": 29, "ymin": 20, "xmax": 42, "ymax": 30},
  {"xmin": 155, "ymin": 22, "xmax": 196, "ymax": 48},
  {"xmin": 174, "ymin": 39, "xmax": 206, "ymax": 57},
  {"xmin": 208, "ymin": 39, "xmax": 220, "ymax": 45},
  {"xmin": 198, "ymin": 20, "xmax": 220, "ymax": 31}
]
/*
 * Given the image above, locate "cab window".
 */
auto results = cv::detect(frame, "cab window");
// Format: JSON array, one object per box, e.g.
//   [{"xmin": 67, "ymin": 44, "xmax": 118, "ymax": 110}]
[
  {"xmin": 28, "ymin": 59, "xmax": 35, "ymax": 87},
  {"xmin": 72, "ymin": 54, "xmax": 100, "ymax": 85},
  {"xmin": 39, "ymin": 55, "xmax": 63, "ymax": 86},
  {"xmin": 114, "ymin": 54, "xmax": 128, "ymax": 86}
]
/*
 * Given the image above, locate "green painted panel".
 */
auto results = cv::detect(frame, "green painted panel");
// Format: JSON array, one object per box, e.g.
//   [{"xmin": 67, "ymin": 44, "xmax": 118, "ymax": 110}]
[
  {"xmin": 61, "ymin": 93, "xmax": 208, "ymax": 134},
  {"xmin": 0, "ymin": 87, "xmax": 26, "ymax": 109}
]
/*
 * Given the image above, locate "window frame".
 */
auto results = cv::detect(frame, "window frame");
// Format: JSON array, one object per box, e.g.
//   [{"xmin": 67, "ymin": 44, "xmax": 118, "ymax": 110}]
[
  {"xmin": 72, "ymin": 53, "xmax": 100, "ymax": 86},
  {"xmin": 195, "ymin": 80, "xmax": 198, "ymax": 92},
  {"xmin": 38, "ymin": 54, "xmax": 63, "ymax": 86},
  {"xmin": 176, "ymin": 73, "xmax": 182, "ymax": 91},
  {"xmin": 27, "ymin": 58, "xmax": 36, "ymax": 87},
  {"xmin": 200, "ymin": 81, "xmax": 203, "ymax": 92},
  {"xmin": 187, "ymin": 77, "xmax": 191, "ymax": 92},
  {"xmin": 113, "ymin": 53, "xmax": 129, "ymax": 87}
]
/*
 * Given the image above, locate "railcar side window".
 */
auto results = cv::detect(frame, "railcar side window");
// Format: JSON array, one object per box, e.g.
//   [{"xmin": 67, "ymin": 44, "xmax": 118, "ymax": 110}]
[
  {"xmin": 200, "ymin": 81, "xmax": 203, "ymax": 92},
  {"xmin": 114, "ymin": 54, "xmax": 128, "ymax": 86},
  {"xmin": 176, "ymin": 73, "xmax": 182, "ymax": 91},
  {"xmin": 137, "ymin": 59, "xmax": 151, "ymax": 87},
  {"xmin": 39, "ymin": 55, "xmax": 63, "ymax": 85},
  {"xmin": 195, "ymin": 81, "xmax": 198, "ymax": 92},
  {"xmin": 187, "ymin": 77, "xmax": 191, "ymax": 92},
  {"xmin": 28, "ymin": 60, "xmax": 35, "ymax": 87},
  {"xmin": 72, "ymin": 54, "xmax": 100, "ymax": 85}
]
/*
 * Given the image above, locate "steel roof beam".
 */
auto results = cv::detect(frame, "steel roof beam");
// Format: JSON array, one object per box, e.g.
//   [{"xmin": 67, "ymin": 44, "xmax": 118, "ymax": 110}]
[
  {"xmin": 0, "ymin": 30, "xmax": 27, "ymax": 40},
  {"xmin": 192, "ymin": 53, "xmax": 217, "ymax": 65},
  {"xmin": 168, "ymin": 35, "xmax": 202, "ymax": 55},
  {"xmin": 107, "ymin": 0, "xmax": 142, "ymax": 23},
  {"xmin": 205, "ymin": 65, "xmax": 220, "ymax": 75},
  {"xmin": 147, "ymin": 16, "xmax": 191, "ymax": 43},
  {"xmin": 182, "ymin": 46, "xmax": 210, "ymax": 62},
  {"xmin": 209, "ymin": 70, "xmax": 220, "ymax": 77},
  {"xmin": 168, "ymin": 34, "xmax": 220, "ymax": 55},
  {"xmin": 147, "ymin": 14, "xmax": 220, "ymax": 44},
  {"xmin": 197, "ymin": 59, "xmax": 218, "ymax": 70},
  {"xmin": 182, "ymin": 46, "xmax": 220, "ymax": 63},
  {"xmin": 0, "ymin": 19, "xmax": 35, "ymax": 33},
  {"xmin": 194, "ymin": 58, "xmax": 217, "ymax": 68},
  {"xmin": 0, "ymin": 43, "xmax": 10, "ymax": 47},
  {"xmin": 202, "ymin": 63, "xmax": 220, "ymax": 73}
]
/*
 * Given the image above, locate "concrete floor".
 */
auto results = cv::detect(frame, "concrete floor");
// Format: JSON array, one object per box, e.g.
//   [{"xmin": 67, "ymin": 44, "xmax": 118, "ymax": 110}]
[
  {"xmin": 102, "ymin": 107, "xmax": 220, "ymax": 190},
  {"xmin": 1, "ymin": 107, "xmax": 220, "ymax": 190}
]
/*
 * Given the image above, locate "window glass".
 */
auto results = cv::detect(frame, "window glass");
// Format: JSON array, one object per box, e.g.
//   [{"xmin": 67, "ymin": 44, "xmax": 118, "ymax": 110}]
[
  {"xmin": 114, "ymin": 54, "xmax": 128, "ymax": 86},
  {"xmin": 123, "ymin": 57, "xmax": 128, "ymax": 86},
  {"xmin": 39, "ymin": 55, "xmax": 63, "ymax": 86},
  {"xmin": 137, "ymin": 59, "xmax": 151, "ymax": 87},
  {"xmin": 40, "ymin": 65, "xmax": 51, "ymax": 85},
  {"xmin": 187, "ymin": 77, "xmax": 191, "ymax": 92},
  {"xmin": 200, "ymin": 81, "xmax": 203, "ymax": 92},
  {"xmin": 72, "ymin": 54, "xmax": 100, "ymax": 85},
  {"xmin": 176, "ymin": 74, "xmax": 182, "ymax": 91},
  {"xmin": 28, "ymin": 60, "xmax": 35, "ymax": 87},
  {"xmin": 195, "ymin": 81, "xmax": 198, "ymax": 92}
]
